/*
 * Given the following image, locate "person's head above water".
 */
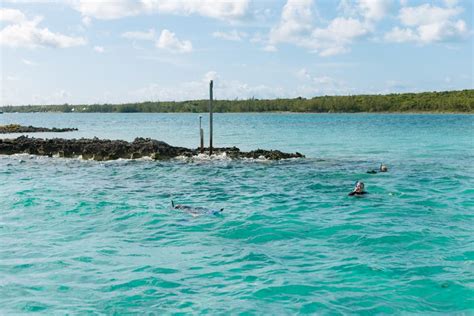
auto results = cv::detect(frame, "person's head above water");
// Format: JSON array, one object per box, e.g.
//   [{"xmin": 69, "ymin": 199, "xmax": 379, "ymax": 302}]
[
  {"xmin": 380, "ymin": 163, "xmax": 388, "ymax": 172},
  {"xmin": 354, "ymin": 181, "xmax": 365, "ymax": 193},
  {"xmin": 349, "ymin": 181, "xmax": 367, "ymax": 196}
]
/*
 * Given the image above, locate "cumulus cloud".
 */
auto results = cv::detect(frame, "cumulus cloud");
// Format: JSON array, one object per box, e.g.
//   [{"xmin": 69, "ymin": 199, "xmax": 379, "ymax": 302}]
[
  {"xmin": 131, "ymin": 69, "xmax": 355, "ymax": 103},
  {"xmin": 32, "ymin": 89, "xmax": 72, "ymax": 105},
  {"xmin": 122, "ymin": 28, "xmax": 192, "ymax": 52},
  {"xmin": 156, "ymin": 29, "xmax": 192, "ymax": 53},
  {"xmin": 385, "ymin": 3, "xmax": 468, "ymax": 43},
  {"xmin": 76, "ymin": 0, "xmax": 142, "ymax": 19},
  {"xmin": 212, "ymin": 30, "xmax": 247, "ymax": 41},
  {"xmin": 0, "ymin": 9, "xmax": 86, "ymax": 48},
  {"xmin": 142, "ymin": 0, "xmax": 250, "ymax": 20},
  {"xmin": 0, "ymin": 8, "xmax": 26, "ymax": 23},
  {"xmin": 81, "ymin": 15, "xmax": 91, "ymax": 26},
  {"xmin": 312, "ymin": 17, "xmax": 369, "ymax": 56},
  {"xmin": 93, "ymin": 45, "xmax": 104, "ymax": 53},
  {"xmin": 338, "ymin": 0, "xmax": 393, "ymax": 22},
  {"xmin": 358, "ymin": 0, "xmax": 392, "ymax": 21},
  {"xmin": 270, "ymin": 0, "xmax": 313, "ymax": 43},
  {"xmin": 6, "ymin": 75, "xmax": 20, "ymax": 81},
  {"xmin": 269, "ymin": 0, "xmax": 369, "ymax": 56},
  {"xmin": 296, "ymin": 68, "xmax": 349, "ymax": 96},
  {"xmin": 22, "ymin": 58, "xmax": 37, "ymax": 65},
  {"xmin": 399, "ymin": 4, "xmax": 462, "ymax": 26},
  {"xmin": 131, "ymin": 71, "xmax": 287, "ymax": 102},
  {"xmin": 75, "ymin": 0, "xmax": 250, "ymax": 21},
  {"xmin": 122, "ymin": 28, "xmax": 156, "ymax": 41}
]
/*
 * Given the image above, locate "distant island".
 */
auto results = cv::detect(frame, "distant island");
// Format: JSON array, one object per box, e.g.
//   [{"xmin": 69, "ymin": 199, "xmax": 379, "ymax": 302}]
[{"xmin": 1, "ymin": 90, "xmax": 472, "ymax": 113}]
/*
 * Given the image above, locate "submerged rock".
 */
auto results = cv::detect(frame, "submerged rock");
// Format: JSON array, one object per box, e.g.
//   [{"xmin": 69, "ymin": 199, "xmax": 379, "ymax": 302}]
[
  {"xmin": 0, "ymin": 124, "xmax": 78, "ymax": 134},
  {"xmin": 0, "ymin": 136, "xmax": 304, "ymax": 161}
]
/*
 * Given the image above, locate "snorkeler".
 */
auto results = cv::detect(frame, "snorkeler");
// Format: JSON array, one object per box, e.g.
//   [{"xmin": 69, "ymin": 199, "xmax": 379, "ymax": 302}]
[
  {"xmin": 348, "ymin": 181, "xmax": 367, "ymax": 196},
  {"xmin": 171, "ymin": 200, "xmax": 223, "ymax": 216},
  {"xmin": 367, "ymin": 163, "xmax": 388, "ymax": 174}
]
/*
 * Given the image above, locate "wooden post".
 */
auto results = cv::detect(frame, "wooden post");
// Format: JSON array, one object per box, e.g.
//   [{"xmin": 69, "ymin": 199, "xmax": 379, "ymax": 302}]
[
  {"xmin": 209, "ymin": 80, "xmax": 213, "ymax": 155},
  {"xmin": 199, "ymin": 115, "xmax": 204, "ymax": 153}
]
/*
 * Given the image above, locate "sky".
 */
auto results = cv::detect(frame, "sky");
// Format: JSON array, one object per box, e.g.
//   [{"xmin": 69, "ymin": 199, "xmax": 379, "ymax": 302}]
[{"xmin": 0, "ymin": 0, "xmax": 473, "ymax": 105}]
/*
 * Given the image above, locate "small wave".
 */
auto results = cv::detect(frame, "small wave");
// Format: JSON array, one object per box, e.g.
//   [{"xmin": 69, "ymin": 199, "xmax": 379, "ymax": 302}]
[{"xmin": 175, "ymin": 152, "xmax": 232, "ymax": 162}]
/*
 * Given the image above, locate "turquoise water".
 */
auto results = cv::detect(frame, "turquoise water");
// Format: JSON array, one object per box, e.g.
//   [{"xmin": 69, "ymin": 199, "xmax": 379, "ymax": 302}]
[{"xmin": 1, "ymin": 113, "xmax": 473, "ymax": 314}]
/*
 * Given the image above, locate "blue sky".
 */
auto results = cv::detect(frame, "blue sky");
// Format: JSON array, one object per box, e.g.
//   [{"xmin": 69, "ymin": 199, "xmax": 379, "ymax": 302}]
[{"xmin": 1, "ymin": 0, "xmax": 472, "ymax": 105}]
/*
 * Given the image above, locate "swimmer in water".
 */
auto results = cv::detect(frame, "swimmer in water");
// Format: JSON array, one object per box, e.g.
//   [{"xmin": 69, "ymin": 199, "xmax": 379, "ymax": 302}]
[
  {"xmin": 367, "ymin": 163, "xmax": 388, "ymax": 174},
  {"xmin": 171, "ymin": 200, "xmax": 223, "ymax": 217},
  {"xmin": 348, "ymin": 181, "xmax": 367, "ymax": 196}
]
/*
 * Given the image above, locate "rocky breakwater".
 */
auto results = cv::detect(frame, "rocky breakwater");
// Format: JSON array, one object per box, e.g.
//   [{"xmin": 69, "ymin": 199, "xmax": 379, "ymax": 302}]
[
  {"xmin": 0, "ymin": 124, "xmax": 78, "ymax": 134},
  {"xmin": 0, "ymin": 136, "xmax": 304, "ymax": 161}
]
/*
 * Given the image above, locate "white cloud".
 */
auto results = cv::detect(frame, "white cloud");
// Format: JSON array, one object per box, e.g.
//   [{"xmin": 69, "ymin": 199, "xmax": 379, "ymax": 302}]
[
  {"xmin": 443, "ymin": 0, "xmax": 459, "ymax": 7},
  {"xmin": 122, "ymin": 28, "xmax": 156, "ymax": 41},
  {"xmin": 81, "ymin": 15, "xmax": 91, "ymax": 26},
  {"xmin": 399, "ymin": 4, "xmax": 462, "ymax": 26},
  {"xmin": 269, "ymin": 0, "xmax": 369, "ymax": 56},
  {"xmin": 358, "ymin": 0, "xmax": 392, "ymax": 21},
  {"xmin": 93, "ymin": 45, "xmax": 104, "ymax": 53},
  {"xmin": 131, "ymin": 69, "xmax": 356, "ymax": 103},
  {"xmin": 212, "ymin": 30, "xmax": 247, "ymax": 41},
  {"xmin": 296, "ymin": 68, "xmax": 312, "ymax": 80},
  {"xmin": 0, "ymin": 8, "xmax": 26, "ymax": 23},
  {"xmin": 296, "ymin": 68, "xmax": 342, "ymax": 86},
  {"xmin": 269, "ymin": 0, "xmax": 313, "ymax": 45},
  {"xmin": 75, "ymin": 0, "xmax": 250, "ymax": 21},
  {"xmin": 6, "ymin": 75, "xmax": 20, "ymax": 81},
  {"xmin": 131, "ymin": 71, "xmax": 285, "ymax": 101},
  {"xmin": 338, "ymin": 0, "xmax": 392, "ymax": 21},
  {"xmin": 263, "ymin": 44, "xmax": 277, "ymax": 52},
  {"xmin": 156, "ymin": 29, "xmax": 192, "ymax": 53},
  {"xmin": 22, "ymin": 58, "xmax": 37, "ymax": 65},
  {"xmin": 76, "ymin": 0, "xmax": 142, "ymax": 20},
  {"xmin": 32, "ymin": 89, "xmax": 71, "ymax": 105},
  {"xmin": 385, "ymin": 3, "xmax": 468, "ymax": 44},
  {"xmin": 384, "ymin": 26, "xmax": 417, "ymax": 42},
  {"xmin": 0, "ymin": 10, "xmax": 86, "ymax": 48},
  {"xmin": 203, "ymin": 71, "xmax": 218, "ymax": 82},
  {"xmin": 122, "ymin": 28, "xmax": 192, "ymax": 53},
  {"xmin": 294, "ymin": 68, "xmax": 356, "ymax": 96},
  {"xmin": 142, "ymin": 0, "xmax": 250, "ymax": 20},
  {"xmin": 313, "ymin": 17, "xmax": 369, "ymax": 56}
]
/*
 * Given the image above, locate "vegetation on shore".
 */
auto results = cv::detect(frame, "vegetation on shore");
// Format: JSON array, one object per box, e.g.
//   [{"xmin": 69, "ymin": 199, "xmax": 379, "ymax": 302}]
[{"xmin": 1, "ymin": 90, "xmax": 472, "ymax": 113}]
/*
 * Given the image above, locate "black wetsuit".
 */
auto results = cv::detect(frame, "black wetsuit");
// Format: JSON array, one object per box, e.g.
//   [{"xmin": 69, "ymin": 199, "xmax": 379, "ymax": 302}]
[{"xmin": 348, "ymin": 191, "xmax": 367, "ymax": 196}]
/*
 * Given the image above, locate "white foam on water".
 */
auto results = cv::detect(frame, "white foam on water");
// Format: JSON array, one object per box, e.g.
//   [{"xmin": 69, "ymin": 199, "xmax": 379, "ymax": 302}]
[{"xmin": 175, "ymin": 152, "xmax": 232, "ymax": 162}]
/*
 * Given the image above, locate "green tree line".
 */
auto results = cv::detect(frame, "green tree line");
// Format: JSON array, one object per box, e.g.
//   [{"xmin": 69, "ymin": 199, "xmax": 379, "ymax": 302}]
[{"xmin": 1, "ymin": 90, "xmax": 473, "ymax": 113}]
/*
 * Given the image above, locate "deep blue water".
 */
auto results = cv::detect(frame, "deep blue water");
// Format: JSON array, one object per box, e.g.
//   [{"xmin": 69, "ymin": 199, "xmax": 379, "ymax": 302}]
[{"xmin": 0, "ymin": 113, "xmax": 473, "ymax": 314}]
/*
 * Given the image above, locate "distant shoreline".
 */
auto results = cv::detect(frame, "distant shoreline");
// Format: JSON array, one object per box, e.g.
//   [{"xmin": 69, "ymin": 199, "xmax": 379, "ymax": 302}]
[
  {"xmin": 1, "ymin": 89, "xmax": 472, "ymax": 113},
  {"xmin": 1, "ymin": 111, "xmax": 472, "ymax": 114}
]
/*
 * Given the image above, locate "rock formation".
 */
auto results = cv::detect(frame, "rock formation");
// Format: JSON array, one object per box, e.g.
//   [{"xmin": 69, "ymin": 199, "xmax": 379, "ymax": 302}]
[{"xmin": 0, "ymin": 136, "xmax": 304, "ymax": 161}]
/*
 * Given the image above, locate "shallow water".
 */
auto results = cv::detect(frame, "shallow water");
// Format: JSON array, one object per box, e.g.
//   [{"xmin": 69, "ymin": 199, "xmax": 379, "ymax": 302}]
[{"xmin": 0, "ymin": 113, "xmax": 473, "ymax": 314}]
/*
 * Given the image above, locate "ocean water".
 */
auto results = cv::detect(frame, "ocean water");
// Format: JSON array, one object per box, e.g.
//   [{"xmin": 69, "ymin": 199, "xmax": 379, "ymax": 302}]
[{"xmin": 0, "ymin": 113, "xmax": 473, "ymax": 314}]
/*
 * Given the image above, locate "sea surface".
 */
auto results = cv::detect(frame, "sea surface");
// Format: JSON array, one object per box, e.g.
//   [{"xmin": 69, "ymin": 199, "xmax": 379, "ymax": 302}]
[{"xmin": 0, "ymin": 113, "xmax": 473, "ymax": 314}]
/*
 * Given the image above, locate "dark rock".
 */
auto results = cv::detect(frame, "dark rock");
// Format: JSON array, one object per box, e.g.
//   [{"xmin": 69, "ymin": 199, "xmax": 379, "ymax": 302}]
[
  {"xmin": 0, "ymin": 136, "xmax": 305, "ymax": 161},
  {"xmin": 0, "ymin": 124, "xmax": 78, "ymax": 134}
]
